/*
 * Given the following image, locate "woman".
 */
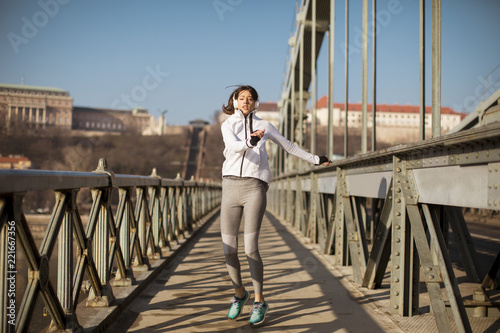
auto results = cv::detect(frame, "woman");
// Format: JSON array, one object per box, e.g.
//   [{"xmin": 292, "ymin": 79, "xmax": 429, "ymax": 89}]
[{"xmin": 220, "ymin": 85, "xmax": 331, "ymax": 326}]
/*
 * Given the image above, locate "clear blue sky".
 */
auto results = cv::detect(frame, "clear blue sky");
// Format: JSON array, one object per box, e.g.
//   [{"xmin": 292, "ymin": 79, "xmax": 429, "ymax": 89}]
[{"xmin": 1, "ymin": 0, "xmax": 499, "ymax": 125}]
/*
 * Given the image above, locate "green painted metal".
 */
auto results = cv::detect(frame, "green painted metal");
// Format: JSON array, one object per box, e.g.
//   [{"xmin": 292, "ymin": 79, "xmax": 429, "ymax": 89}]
[{"xmin": 0, "ymin": 158, "xmax": 221, "ymax": 332}]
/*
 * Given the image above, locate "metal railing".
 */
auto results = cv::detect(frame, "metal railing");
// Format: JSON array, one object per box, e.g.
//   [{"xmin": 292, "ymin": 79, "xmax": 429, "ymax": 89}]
[
  {"xmin": 268, "ymin": 121, "xmax": 500, "ymax": 333},
  {"xmin": 0, "ymin": 158, "xmax": 221, "ymax": 332}
]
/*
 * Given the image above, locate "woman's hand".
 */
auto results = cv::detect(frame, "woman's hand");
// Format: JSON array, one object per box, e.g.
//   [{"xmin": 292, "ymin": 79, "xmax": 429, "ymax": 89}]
[
  {"xmin": 249, "ymin": 129, "xmax": 265, "ymax": 146},
  {"xmin": 318, "ymin": 155, "xmax": 332, "ymax": 166},
  {"xmin": 251, "ymin": 129, "xmax": 265, "ymax": 139}
]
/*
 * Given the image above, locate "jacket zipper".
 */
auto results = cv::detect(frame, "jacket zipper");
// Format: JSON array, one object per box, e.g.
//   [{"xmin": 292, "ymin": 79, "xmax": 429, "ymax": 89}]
[{"xmin": 240, "ymin": 115, "xmax": 248, "ymax": 177}]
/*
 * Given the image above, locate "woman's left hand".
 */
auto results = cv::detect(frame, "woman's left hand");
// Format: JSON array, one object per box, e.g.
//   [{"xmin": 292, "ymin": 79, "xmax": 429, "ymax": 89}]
[{"xmin": 318, "ymin": 155, "xmax": 332, "ymax": 166}]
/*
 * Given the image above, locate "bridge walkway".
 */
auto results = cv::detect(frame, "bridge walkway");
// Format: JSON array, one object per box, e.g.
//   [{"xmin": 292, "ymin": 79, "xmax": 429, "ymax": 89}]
[{"xmin": 107, "ymin": 211, "xmax": 402, "ymax": 332}]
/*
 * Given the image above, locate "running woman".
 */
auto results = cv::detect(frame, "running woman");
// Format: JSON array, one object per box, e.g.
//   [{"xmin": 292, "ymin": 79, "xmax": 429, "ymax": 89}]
[{"xmin": 220, "ymin": 85, "xmax": 331, "ymax": 326}]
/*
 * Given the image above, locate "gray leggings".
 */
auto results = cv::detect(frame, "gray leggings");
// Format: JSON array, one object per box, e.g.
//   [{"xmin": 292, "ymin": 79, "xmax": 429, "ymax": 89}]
[{"xmin": 220, "ymin": 176, "xmax": 268, "ymax": 295}]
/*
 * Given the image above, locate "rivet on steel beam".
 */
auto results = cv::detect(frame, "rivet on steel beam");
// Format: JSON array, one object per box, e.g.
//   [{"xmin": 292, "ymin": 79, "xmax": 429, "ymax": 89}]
[
  {"xmin": 396, "ymin": 238, "xmax": 401, "ymax": 243},
  {"xmin": 428, "ymin": 275, "xmax": 435, "ymax": 280},
  {"xmin": 394, "ymin": 291, "xmax": 400, "ymax": 296},
  {"xmin": 397, "ymin": 167, "xmax": 402, "ymax": 172},
  {"xmin": 396, "ymin": 198, "xmax": 401, "ymax": 203},
  {"xmin": 396, "ymin": 212, "xmax": 401, "ymax": 217},
  {"xmin": 395, "ymin": 225, "xmax": 401, "ymax": 230},
  {"xmin": 394, "ymin": 305, "xmax": 399, "ymax": 309},
  {"xmin": 394, "ymin": 278, "xmax": 400, "ymax": 283},
  {"xmin": 396, "ymin": 188, "xmax": 401, "ymax": 193},
  {"xmin": 489, "ymin": 183, "xmax": 493, "ymax": 189},
  {"xmin": 394, "ymin": 264, "xmax": 400, "ymax": 269},
  {"xmin": 395, "ymin": 251, "xmax": 400, "ymax": 256},
  {"xmin": 426, "ymin": 267, "xmax": 433, "ymax": 272}
]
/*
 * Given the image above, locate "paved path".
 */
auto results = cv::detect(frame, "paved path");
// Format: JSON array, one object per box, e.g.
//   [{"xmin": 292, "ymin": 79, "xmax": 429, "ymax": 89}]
[{"xmin": 108, "ymin": 212, "xmax": 402, "ymax": 332}]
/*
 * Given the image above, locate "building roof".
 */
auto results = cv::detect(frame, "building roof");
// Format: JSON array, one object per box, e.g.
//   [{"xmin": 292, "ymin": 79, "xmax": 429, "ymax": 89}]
[
  {"xmin": 258, "ymin": 102, "xmax": 279, "ymax": 112},
  {"xmin": 0, "ymin": 155, "xmax": 31, "ymax": 164},
  {"xmin": 0, "ymin": 83, "xmax": 68, "ymax": 94},
  {"xmin": 316, "ymin": 95, "xmax": 461, "ymax": 115}
]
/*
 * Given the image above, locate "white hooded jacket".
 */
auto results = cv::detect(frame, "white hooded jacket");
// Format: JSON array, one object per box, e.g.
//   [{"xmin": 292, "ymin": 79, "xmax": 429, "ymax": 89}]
[{"xmin": 221, "ymin": 109, "xmax": 320, "ymax": 184}]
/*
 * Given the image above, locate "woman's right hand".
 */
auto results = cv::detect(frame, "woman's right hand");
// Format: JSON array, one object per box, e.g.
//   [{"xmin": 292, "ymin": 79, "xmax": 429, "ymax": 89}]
[
  {"xmin": 251, "ymin": 129, "xmax": 265, "ymax": 139},
  {"xmin": 250, "ymin": 129, "xmax": 265, "ymax": 146}
]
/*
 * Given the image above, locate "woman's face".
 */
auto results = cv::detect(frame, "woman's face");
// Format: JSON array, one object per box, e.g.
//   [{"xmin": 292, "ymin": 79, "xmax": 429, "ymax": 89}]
[{"xmin": 236, "ymin": 90, "xmax": 256, "ymax": 115}]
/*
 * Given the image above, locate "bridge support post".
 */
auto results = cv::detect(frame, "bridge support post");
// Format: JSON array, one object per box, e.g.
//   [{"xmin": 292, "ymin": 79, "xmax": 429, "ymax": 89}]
[
  {"xmin": 390, "ymin": 156, "xmax": 419, "ymax": 316},
  {"xmin": 114, "ymin": 187, "xmax": 136, "ymax": 284},
  {"xmin": 362, "ymin": 178, "xmax": 393, "ymax": 289},
  {"xmin": 86, "ymin": 187, "xmax": 115, "ymax": 307},
  {"xmin": 390, "ymin": 156, "xmax": 472, "ymax": 332},
  {"xmin": 307, "ymin": 173, "xmax": 318, "ymax": 242},
  {"xmin": 54, "ymin": 190, "xmax": 83, "ymax": 332}
]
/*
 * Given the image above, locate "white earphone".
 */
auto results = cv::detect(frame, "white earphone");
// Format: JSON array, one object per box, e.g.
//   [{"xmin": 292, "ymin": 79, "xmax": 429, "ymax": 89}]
[{"xmin": 233, "ymin": 96, "xmax": 259, "ymax": 110}]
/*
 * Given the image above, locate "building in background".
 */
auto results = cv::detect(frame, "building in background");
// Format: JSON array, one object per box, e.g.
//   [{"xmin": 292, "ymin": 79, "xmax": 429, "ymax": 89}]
[
  {"xmin": 314, "ymin": 96, "xmax": 464, "ymax": 132},
  {"xmin": 72, "ymin": 106, "xmax": 161, "ymax": 135},
  {"xmin": 0, "ymin": 83, "xmax": 166, "ymax": 135},
  {"xmin": 0, "ymin": 83, "xmax": 73, "ymax": 129},
  {"xmin": 0, "ymin": 155, "xmax": 32, "ymax": 169}
]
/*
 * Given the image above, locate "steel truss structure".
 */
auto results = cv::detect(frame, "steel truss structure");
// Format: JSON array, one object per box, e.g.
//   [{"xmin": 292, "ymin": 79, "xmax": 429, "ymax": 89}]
[
  {"xmin": 270, "ymin": 1, "xmax": 500, "ymax": 330},
  {"xmin": 269, "ymin": 122, "xmax": 500, "ymax": 332},
  {"xmin": 0, "ymin": 158, "xmax": 221, "ymax": 332}
]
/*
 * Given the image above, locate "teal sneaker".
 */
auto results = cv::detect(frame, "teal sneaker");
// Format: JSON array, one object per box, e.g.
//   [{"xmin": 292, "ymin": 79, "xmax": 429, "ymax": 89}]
[
  {"xmin": 249, "ymin": 301, "xmax": 269, "ymax": 326},
  {"xmin": 228, "ymin": 290, "xmax": 249, "ymax": 320}
]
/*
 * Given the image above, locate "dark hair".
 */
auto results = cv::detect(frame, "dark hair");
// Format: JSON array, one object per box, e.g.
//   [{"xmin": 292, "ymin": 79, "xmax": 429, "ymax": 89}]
[{"xmin": 222, "ymin": 85, "xmax": 259, "ymax": 115}]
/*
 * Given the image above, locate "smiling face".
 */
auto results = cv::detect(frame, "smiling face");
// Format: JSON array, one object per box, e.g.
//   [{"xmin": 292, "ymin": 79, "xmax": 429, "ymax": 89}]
[{"xmin": 236, "ymin": 90, "xmax": 256, "ymax": 115}]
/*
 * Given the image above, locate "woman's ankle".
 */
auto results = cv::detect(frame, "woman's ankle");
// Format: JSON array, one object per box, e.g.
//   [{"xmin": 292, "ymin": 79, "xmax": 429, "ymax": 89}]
[{"xmin": 235, "ymin": 288, "xmax": 246, "ymax": 298}]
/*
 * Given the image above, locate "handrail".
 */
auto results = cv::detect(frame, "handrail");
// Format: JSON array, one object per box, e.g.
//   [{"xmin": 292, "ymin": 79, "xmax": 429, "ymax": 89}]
[
  {"xmin": 0, "ymin": 158, "xmax": 221, "ymax": 332},
  {"xmin": 268, "ymin": 123, "xmax": 500, "ymax": 332}
]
